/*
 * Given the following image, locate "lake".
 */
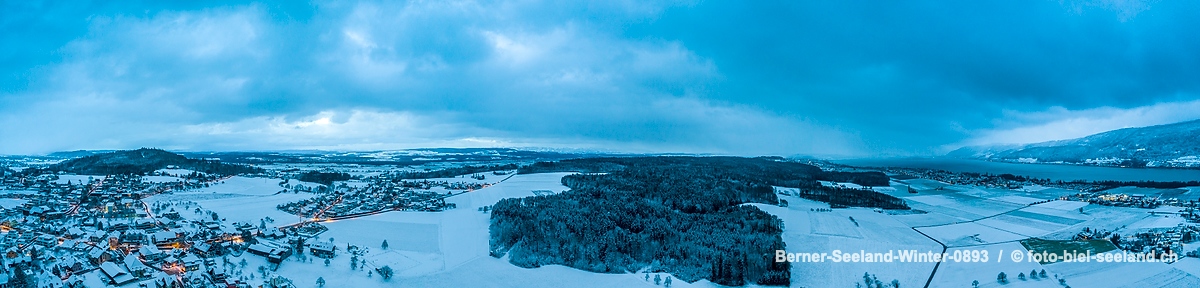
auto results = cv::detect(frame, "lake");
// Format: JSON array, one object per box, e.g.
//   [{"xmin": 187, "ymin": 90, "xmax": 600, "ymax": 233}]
[{"xmin": 834, "ymin": 157, "xmax": 1200, "ymax": 182}]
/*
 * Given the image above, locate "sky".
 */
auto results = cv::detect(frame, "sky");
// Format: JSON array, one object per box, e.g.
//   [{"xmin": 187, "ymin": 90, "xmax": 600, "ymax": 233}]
[{"xmin": 2, "ymin": 0, "xmax": 1200, "ymax": 157}]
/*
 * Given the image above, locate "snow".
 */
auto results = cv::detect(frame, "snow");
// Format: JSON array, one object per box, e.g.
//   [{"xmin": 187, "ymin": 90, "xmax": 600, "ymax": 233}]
[
  {"xmin": 321, "ymin": 213, "xmax": 442, "ymax": 253},
  {"xmin": 133, "ymin": 170, "xmax": 1200, "ymax": 288},
  {"xmin": 906, "ymin": 194, "xmax": 1023, "ymax": 219},
  {"xmin": 217, "ymin": 172, "xmax": 709, "ymax": 288},
  {"xmin": 1031, "ymin": 200, "xmax": 1089, "ymax": 211},
  {"xmin": 189, "ymin": 176, "xmax": 286, "ymax": 196},
  {"xmin": 148, "ymin": 191, "xmax": 314, "ymax": 226},
  {"xmin": 1021, "ymin": 185, "xmax": 1052, "ymax": 192},
  {"xmin": 1122, "ymin": 213, "xmax": 1186, "ymax": 232},
  {"xmin": 337, "ymin": 180, "xmax": 372, "ymax": 188},
  {"xmin": 199, "ymin": 193, "xmax": 313, "ymax": 225},
  {"xmin": 1172, "ymin": 258, "xmax": 1200, "ymax": 278},
  {"xmin": 973, "ymin": 216, "xmax": 1061, "ymax": 238},
  {"xmin": 245, "ymin": 251, "xmax": 708, "ymax": 288},
  {"xmin": 444, "ymin": 172, "xmax": 572, "ymax": 209},
  {"xmin": 1039, "ymin": 205, "xmax": 1153, "ymax": 240},
  {"xmin": 0, "ymin": 198, "xmax": 27, "ymax": 209},
  {"xmin": 992, "ymin": 195, "xmax": 1044, "ymax": 205},
  {"xmin": 753, "ymin": 201, "xmax": 941, "ymax": 288},
  {"xmin": 52, "ymin": 174, "xmax": 104, "ymax": 184},
  {"xmin": 891, "ymin": 212, "xmax": 964, "ymax": 227},
  {"xmin": 1045, "ymin": 255, "xmax": 1200, "ymax": 287},
  {"xmin": 928, "ymin": 242, "xmax": 1054, "ymax": 288},
  {"xmin": 918, "ymin": 222, "xmax": 1028, "ymax": 247},
  {"xmin": 265, "ymin": 172, "xmax": 593, "ymax": 286}
]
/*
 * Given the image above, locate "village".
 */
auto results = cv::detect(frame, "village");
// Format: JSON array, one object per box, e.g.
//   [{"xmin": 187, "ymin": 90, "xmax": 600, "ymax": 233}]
[{"xmin": 0, "ymin": 164, "xmax": 505, "ymax": 288}]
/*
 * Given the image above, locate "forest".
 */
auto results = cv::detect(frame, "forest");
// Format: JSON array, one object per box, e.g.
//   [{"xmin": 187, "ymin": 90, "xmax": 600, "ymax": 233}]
[
  {"xmin": 296, "ymin": 171, "xmax": 353, "ymax": 185},
  {"xmin": 34, "ymin": 148, "xmax": 262, "ymax": 176},
  {"xmin": 394, "ymin": 163, "xmax": 519, "ymax": 179},
  {"xmin": 492, "ymin": 156, "xmax": 904, "ymax": 286}
]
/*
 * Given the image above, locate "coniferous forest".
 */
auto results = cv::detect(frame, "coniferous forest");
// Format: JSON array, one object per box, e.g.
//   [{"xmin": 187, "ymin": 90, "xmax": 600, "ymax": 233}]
[{"xmin": 491, "ymin": 156, "xmax": 907, "ymax": 286}]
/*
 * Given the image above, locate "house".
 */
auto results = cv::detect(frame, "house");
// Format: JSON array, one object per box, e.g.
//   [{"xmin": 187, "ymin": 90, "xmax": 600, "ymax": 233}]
[
  {"xmin": 124, "ymin": 253, "xmax": 151, "ymax": 277},
  {"xmin": 56, "ymin": 256, "xmax": 91, "ymax": 275},
  {"xmin": 308, "ymin": 241, "xmax": 335, "ymax": 258},
  {"xmin": 246, "ymin": 244, "xmax": 273, "ymax": 257},
  {"xmin": 107, "ymin": 222, "xmax": 130, "ymax": 231},
  {"xmin": 119, "ymin": 231, "xmax": 146, "ymax": 245},
  {"xmin": 260, "ymin": 227, "xmax": 285, "ymax": 239},
  {"xmin": 56, "ymin": 239, "xmax": 87, "ymax": 252},
  {"xmin": 99, "ymin": 262, "xmax": 136, "ymax": 286},
  {"xmin": 87, "ymin": 248, "xmax": 113, "ymax": 265},
  {"xmin": 206, "ymin": 267, "xmax": 227, "ymax": 282},
  {"xmin": 180, "ymin": 254, "xmax": 202, "ymax": 271},
  {"xmin": 134, "ymin": 219, "xmax": 156, "ymax": 230},
  {"xmin": 35, "ymin": 234, "xmax": 57, "ymax": 246},
  {"xmin": 246, "ymin": 243, "xmax": 291, "ymax": 264},
  {"xmin": 192, "ymin": 242, "xmax": 222, "ymax": 257},
  {"xmin": 139, "ymin": 245, "xmax": 165, "ymax": 262},
  {"xmin": 64, "ymin": 227, "xmax": 86, "ymax": 239},
  {"xmin": 35, "ymin": 271, "xmax": 64, "ymax": 288},
  {"xmin": 266, "ymin": 249, "xmax": 291, "ymax": 264},
  {"xmin": 153, "ymin": 231, "xmax": 180, "ymax": 247}
]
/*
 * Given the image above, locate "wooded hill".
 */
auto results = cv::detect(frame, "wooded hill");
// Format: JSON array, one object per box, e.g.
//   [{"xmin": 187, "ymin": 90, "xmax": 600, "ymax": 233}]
[{"xmin": 37, "ymin": 148, "xmax": 262, "ymax": 176}]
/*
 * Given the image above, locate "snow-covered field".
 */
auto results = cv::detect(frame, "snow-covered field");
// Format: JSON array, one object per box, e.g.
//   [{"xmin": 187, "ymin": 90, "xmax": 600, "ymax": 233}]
[
  {"xmin": 918, "ymin": 222, "xmax": 1027, "ymax": 247},
  {"xmin": 906, "ymin": 194, "xmax": 1023, "ymax": 221},
  {"xmin": 157, "ymin": 171, "xmax": 1199, "ymax": 288},
  {"xmin": 190, "ymin": 176, "xmax": 287, "ymax": 196},
  {"xmin": 1044, "ymin": 255, "xmax": 1200, "ymax": 287},
  {"xmin": 142, "ymin": 176, "xmax": 317, "ymax": 225},
  {"xmin": 194, "ymin": 172, "xmax": 703, "ymax": 288},
  {"xmin": 928, "ymin": 242, "xmax": 1053, "ymax": 288},
  {"xmin": 754, "ymin": 197, "xmax": 941, "ymax": 288}
]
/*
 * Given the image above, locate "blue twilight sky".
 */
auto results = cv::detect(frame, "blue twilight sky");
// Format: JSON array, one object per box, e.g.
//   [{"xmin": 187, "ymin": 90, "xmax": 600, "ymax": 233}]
[{"xmin": 2, "ymin": 0, "xmax": 1200, "ymax": 156}]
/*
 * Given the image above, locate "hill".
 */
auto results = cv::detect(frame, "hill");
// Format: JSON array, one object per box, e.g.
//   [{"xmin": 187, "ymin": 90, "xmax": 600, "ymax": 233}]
[
  {"xmin": 44, "ymin": 148, "xmax": 262, "ymax": 175},
  {"xmin": 950, "ymin": 119, "xmax": 1200, "ymax": 168}
]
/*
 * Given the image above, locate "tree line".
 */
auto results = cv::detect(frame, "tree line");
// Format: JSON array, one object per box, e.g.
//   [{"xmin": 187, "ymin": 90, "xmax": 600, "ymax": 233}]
[
  {"xmin": 296, "ymin": 171, "xmax": 353, "ymax": 185},
  {"xmin": 394, "ymin": 163, "xmax": 519, "ymax": 179}
]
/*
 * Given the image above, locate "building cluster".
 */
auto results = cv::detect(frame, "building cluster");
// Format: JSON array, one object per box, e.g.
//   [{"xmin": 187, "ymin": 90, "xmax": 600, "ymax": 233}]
[
  {"xmin": 0, "ymin": 170, "xmax": 315, "ymax": 287},
  {"xmin": 1064, "ymin": 192, "xmax": 1200, "ymax": 211},
  {"xmin": 276, "ymin": 177, "xmax": 466, "ymax": 220},
  {"xmin": 1117, "ymin": 225, "xmax": 1199, "ymax": 262}
]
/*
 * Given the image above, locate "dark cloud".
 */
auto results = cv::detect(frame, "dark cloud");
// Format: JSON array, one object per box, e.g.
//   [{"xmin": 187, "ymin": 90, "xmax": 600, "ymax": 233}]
[{"xmin": 2, "ymin": 0, "xmax": 1199, "ymax": 156}]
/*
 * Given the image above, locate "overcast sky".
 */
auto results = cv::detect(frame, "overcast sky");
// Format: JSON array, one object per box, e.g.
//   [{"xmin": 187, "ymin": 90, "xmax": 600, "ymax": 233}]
[{"xmin": 3, "ymin": 0, "xmax": 1199, "ymax": 156}]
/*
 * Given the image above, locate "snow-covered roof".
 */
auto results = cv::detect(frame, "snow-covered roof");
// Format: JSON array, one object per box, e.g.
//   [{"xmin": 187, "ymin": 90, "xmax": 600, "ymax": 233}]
[
  {"xmin": 139, "ymin": 245, "xmax": 162, "ymax": 256},
  {"xmin": 309, "ymin": 241, "xmax": 334, "ymax": 252},
  {"xmin": 153, "ymin": 231, "xmax": 178, "ymax": 240},
  {"xmin": 99, "ymin": 262, "xmax": 136, "ymax": 285},
  {"xmin": 124, "ymin": 253, "xmax": 150, "ymax": 272}
]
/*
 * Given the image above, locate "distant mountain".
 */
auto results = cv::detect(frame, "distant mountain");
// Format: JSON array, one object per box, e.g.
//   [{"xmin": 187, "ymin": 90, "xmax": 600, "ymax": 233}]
[
  {"xmin": 45, "ymin": 148, "xmax": 262, "ymax": 175},
  {"xmin": 949, "ymin": 119, "xmax": 1200, "ymax": 168}
]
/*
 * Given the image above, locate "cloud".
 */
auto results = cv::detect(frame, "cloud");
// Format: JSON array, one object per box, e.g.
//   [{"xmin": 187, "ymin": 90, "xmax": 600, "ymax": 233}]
[
  {"xmin": 0, "ymin": 1, "xmax": 861, "ymax": 156},
  {"xmin": 2, "ymin": 0, "xmax": 1199, "ymax": 156},
  {"xmin": 957, "ymin": 98, "xmax": 1200, "ymax": 148}
]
